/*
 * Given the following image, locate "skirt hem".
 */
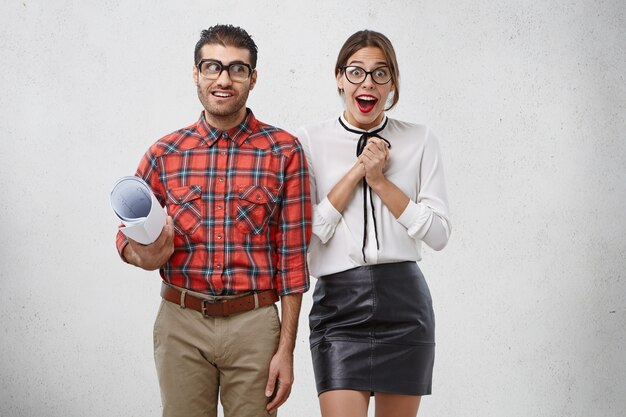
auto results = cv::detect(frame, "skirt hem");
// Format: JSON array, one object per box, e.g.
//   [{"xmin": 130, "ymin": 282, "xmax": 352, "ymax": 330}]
[{"xmin": 317, "ymin": 379, "xmax": 433, "ymax": 397}]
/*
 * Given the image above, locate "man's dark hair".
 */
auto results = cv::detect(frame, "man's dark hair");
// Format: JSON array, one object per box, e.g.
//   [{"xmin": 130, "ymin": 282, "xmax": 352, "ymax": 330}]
[{"xmin": 194, "ymin": 24, "xmax": 258, "ymax": 68}]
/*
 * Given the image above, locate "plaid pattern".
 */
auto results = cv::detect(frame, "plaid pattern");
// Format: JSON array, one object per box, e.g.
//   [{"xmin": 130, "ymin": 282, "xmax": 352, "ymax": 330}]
[{"xmin": 116, "ymin": 110, "xmax": 311, "ymax": 295}]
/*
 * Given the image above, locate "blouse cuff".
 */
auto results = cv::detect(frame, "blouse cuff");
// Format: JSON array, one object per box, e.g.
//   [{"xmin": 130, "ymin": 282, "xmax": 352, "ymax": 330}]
[
  {"xmin": 317, "ymin": 197, "xmax": 342, "ymax": 225},
  {"xmin": 312, "ymin": 197, "xmax": 342, "ymax": 244},
  {"xmin": 396, "ymin": 200, "xmax": 434, "ymax": 240}
]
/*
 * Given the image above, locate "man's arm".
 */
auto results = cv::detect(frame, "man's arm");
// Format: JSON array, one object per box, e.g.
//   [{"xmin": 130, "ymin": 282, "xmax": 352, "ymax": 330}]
[
  {"xmin": 122, "ymin": 216, "xmax": 175, "ymax": 270},
  {"xmin": 265, "ymin": 293, "xmax": 302, "ymax": 413},
  {"xmin": 264, "ymin": 138, "xmax": 311, "ymax": 412}
]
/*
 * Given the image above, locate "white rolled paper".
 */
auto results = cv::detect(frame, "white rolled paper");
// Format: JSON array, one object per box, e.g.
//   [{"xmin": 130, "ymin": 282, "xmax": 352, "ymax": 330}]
[{"xmin": 110, "ymin": 176, "xmax": 166, "ymax": 244}]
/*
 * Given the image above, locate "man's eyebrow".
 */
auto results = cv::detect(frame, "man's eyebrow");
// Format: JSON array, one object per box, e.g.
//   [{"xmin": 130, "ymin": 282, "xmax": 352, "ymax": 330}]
[{"xmin": 201, "ymin": 58, "xmax": 249, "ymax": 65}]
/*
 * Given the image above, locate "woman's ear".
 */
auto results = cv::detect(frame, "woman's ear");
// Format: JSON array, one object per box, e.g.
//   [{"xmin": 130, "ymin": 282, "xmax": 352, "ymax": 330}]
[{"xmin": 336, "ymin": 72, "xmax": 344, "ymax": 93}]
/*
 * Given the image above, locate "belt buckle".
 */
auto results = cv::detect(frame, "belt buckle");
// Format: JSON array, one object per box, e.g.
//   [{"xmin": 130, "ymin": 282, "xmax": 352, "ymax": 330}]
[{"xmin": 201, "ymin": 298, "xmax": 229, "ymax": 317}]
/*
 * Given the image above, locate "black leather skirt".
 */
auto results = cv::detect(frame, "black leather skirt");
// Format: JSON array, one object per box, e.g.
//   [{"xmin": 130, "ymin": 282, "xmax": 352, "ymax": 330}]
[{"xmin": 309, "ymin": 261, "xmax": 435, "ymax": 396}]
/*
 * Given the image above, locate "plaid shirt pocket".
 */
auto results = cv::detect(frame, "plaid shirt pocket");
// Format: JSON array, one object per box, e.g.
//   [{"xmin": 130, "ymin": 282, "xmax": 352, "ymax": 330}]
[
  {"xmin": 235, "ymin": 184, "xmax": 280, "ymax": 235},
  {"xmin": 166, "ymin": 185, "xmax": 203, "ymax": 237}
]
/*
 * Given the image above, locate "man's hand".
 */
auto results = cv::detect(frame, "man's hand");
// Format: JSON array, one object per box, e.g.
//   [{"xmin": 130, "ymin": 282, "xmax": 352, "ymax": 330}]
[
  {"xmin": 123, "ymin": 216, "xmax": 175, "ymax": 270},
  {"xmin": 265, "ymin": 348, "xmax": 294, "ymax": 413},
  {"xmin": 264, "ymin": 293, "xmax": 302, "ymax": 412}
]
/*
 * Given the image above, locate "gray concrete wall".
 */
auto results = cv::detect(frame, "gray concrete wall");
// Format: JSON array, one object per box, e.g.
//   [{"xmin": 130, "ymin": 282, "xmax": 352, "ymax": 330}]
[{"xmin": 1, "ymin": 1, "xmax": 624, "ymax": 416}]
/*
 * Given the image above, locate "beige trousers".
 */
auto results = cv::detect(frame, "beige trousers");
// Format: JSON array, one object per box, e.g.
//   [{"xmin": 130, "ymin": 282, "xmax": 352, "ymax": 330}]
[{"xmin": 153, "ymin": 293, "xmax": 280, "ymax": 417}]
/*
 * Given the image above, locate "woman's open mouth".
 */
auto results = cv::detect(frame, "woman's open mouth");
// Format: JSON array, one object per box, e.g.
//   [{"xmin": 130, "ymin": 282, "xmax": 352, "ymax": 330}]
[{"xmin": 355, "ymin": 95, "xmax": 378, "ymax": 113}]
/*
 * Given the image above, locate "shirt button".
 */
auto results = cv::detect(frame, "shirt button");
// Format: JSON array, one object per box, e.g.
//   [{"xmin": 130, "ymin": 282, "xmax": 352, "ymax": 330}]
[
  {"xmin": 217, "ymin": 204, "xmax": 223, "ymax": 210},
  {"xmin": 256, "ymin": 195, "xmax": 261, "ymax": 201},
  {"xmin": 218, "ymin": 177, "xmax": 224, "ymax": 183},
  {"xmin": 221, "ymin": 132, "xmax": 228, "ymax": 139},
  {"xmin": 216, "ymin": 263, "xmax": 222, "ymax": 269},
  {"xmin": 217, "ymin": 234, "xmax": 222, "ymax": 240},
  {"xmin": 221, "ymin": 151, "xmax": 226, "ymax": 156}
]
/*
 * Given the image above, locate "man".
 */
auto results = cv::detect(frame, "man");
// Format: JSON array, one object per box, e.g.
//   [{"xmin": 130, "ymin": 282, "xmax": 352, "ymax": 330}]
[{"xmin": 115, "ymin": 24, "xmax": 311, "ymax": 417}]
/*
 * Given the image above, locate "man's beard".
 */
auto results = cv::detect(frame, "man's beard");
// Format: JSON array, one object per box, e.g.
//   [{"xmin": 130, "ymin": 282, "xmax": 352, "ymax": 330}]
[{"xmin": 197, "ymin": 87, "xmax": 250, "ymax": 120}]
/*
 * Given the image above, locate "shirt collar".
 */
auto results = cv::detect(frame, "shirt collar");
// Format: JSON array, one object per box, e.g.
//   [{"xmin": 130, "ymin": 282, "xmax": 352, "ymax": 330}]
[
  {"xmin": 339, "ymin": 112, "xmax": 388, "ymax": 133},
  {"xmin": 196, "ymin": 108, "xmax": 260, "ymax": 148}
]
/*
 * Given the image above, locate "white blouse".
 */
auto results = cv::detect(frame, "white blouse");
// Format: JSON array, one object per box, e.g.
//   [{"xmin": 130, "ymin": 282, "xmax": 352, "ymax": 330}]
[{"xmin": 297, "ymin": 114, "xmax": 451, "ymax": 278}]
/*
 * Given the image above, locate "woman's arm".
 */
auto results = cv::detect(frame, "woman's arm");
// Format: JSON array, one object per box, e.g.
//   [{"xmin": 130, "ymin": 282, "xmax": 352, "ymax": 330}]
[
  {"xmin": 297, "ymin": 127, "xmax": 364, "ymax": 244},
  {"xmin": 361, "ymin": 136, "xmax": 451, "ymax": 250},
  {"xmin": 326, "ymin": 161, "xmax": 365, "ymax": 213}
]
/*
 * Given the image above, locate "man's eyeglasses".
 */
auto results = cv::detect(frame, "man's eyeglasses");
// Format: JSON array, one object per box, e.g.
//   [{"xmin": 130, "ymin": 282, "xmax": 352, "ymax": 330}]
[
  {"xmin": 341, "ymin": 65, "xmax": 392, "ymax": 85},
  {"xmin": 197, "ymin": 59, "xmax": 254, "ymax": 82}
]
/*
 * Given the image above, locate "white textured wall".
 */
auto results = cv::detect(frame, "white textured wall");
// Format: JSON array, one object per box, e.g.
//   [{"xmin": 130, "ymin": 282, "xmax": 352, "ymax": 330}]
[{"xmin": 1, "ymin": 1, "xmax": 625, "ymax": 416}]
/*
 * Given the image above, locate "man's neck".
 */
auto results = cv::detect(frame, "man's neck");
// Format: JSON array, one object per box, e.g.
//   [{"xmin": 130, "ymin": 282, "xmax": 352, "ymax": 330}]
[{"xmin": 204, "ymin": 108, "xmax": 247, "ymax": 131}]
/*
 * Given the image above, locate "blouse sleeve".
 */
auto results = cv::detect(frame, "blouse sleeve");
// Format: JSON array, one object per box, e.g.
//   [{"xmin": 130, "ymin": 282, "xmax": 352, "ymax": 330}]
[
  {"xmin": 296, "ymin": 126, "xmax": 342, "ymax": 244},
  {"xmin": 396, "ymin": 129, "xmax": 451, "ymax": 250}
]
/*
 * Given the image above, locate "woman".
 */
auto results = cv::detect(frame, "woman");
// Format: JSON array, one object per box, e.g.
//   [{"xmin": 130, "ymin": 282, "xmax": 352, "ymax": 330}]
[{"xmin": 297, "ymin": 30, "xmax": 451, "ymax": 417}]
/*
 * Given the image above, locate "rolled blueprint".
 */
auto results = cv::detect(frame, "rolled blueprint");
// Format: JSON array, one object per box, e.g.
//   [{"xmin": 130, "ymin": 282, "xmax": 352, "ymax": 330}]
[{"xmin": 110, "ymin": 176, "xmax": 166, "ymax": 244}]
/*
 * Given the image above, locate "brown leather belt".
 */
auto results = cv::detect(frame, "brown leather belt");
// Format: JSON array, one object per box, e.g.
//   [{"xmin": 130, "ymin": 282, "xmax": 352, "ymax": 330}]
[{"xmin": 160, "ymin": 282, "xmax": 279, "ymax": 317}]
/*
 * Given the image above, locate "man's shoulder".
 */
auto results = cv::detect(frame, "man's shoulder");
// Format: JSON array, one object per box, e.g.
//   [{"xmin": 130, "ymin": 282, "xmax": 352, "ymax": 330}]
[
  {"xmin": 247, "ymin": 118, "xmax": 301, "ymax": 154},
  {"xmin": 146, "ymin": 119, "xmax": 206, "ymax": 158}
]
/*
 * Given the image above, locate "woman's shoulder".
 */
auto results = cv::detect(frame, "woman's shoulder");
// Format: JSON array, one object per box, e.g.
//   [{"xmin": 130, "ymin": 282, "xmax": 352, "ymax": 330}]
[
  {"xmin": 386, "ymin": 117, "xmax": 431, "ymax": 136},
  {"xmin": 296, "ymin": 117, "xmax": 341, "ymax": 146},
  {"xmin": 298, "ymin": 117, "xmax": 339, "ymax": 134},
  {"xmin": 386, "ymin": 118, "xmax": 439, "ymax": 148}
]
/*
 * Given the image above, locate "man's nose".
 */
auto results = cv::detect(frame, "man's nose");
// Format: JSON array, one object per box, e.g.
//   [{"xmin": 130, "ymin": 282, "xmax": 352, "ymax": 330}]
[{"xmin": 215, "ymin": 68, "xmax": 233, "ymax": 86}]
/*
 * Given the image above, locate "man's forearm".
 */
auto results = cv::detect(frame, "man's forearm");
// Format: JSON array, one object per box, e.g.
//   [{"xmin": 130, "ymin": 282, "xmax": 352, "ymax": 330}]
[{"xmin": 277, "ymin": 293, "xmax": 303, "ymax": 353}]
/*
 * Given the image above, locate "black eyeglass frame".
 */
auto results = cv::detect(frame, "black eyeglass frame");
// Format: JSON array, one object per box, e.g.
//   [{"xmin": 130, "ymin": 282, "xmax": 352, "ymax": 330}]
[
  {"xmin": 196, "ymin": 59, "xmax": 255, "ymax": 81},
  {"xmin": 341, "ymin": 65, "xmax": 393, "ymax": 85}
]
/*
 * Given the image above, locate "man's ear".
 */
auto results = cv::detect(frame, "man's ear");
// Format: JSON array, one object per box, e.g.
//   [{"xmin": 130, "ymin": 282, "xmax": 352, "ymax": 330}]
[
  {"xmin": 249, "ymin": 69, "xmax": 257, "ymax": 91},
  {"xmin": 192, "ymin": 64, "xmax": 199, "ymax": 86}
]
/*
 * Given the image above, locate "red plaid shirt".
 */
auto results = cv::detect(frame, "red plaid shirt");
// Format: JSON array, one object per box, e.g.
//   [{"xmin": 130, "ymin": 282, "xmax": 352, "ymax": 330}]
[{"xmin": 116, "ymin": 110, "xmax": 311, "ymax": 295}]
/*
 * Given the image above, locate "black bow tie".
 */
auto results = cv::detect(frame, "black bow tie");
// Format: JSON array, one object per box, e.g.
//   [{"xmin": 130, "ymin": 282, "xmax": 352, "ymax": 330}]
[{"xmin": 338, "ymin": 117, "xmax": 391, "ymax": 263}]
